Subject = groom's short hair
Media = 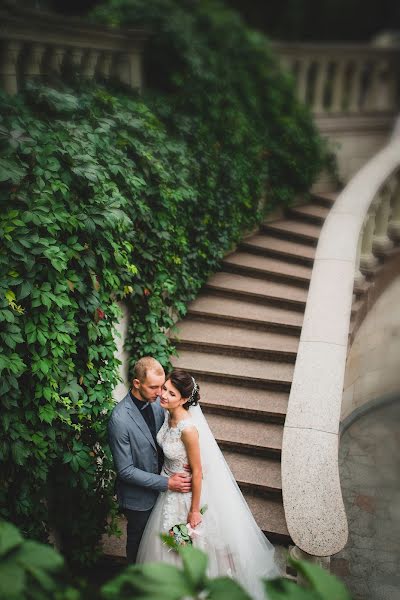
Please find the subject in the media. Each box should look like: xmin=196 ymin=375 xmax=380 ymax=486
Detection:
xmin=133 ymin=357 xmax=164 ymax=382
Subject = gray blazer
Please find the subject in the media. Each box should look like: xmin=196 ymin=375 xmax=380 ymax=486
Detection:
xmin=108 ymin=393 xmax=168 ymax=511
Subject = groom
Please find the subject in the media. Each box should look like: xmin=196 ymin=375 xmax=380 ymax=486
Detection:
xmin=108 ymin=356 xmax=192 ymax=562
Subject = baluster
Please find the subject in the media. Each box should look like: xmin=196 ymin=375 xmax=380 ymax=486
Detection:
xmin=23 ymin=42 xmax=45 ymax=82
xmin=70 ymin=48 xmax=83 ymax=70
xmin=81 ymin=50 xmax=99 ymax=80
xmin=354 ymin=220 xmax=366 ymax=287
xmin=366 ymin=59 xmax=387 ymax=111
xmin=313 ymin=58 xmax=329 ymax=114
xmin=118 ymin=51 xmax=142 ymax=90
xmin=331 ymin=59 xmax=346 ymax=113
xmin=372 ymin=185 xmax=394 ymax=254
xmin=388 ymin=175 xmax=400 ymax=242
xmin=297 ymin=58 xmax=310 ymax=104
xmin=0 ymin=40 xmax=22 ymax=95
xmin=49 ymin=46 xmax=65 ymax=75
xmin=97 ymin=52 xmax=113 ymax=80
xmin=360 ymin=199 xmax=379 ymax=273
xmin=348 ymin=59 xmax=364 ymax=113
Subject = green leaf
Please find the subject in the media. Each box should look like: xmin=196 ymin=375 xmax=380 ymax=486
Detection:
xmin=0 ymin=560 xmax=25 ymax=598
xmin=207 ymin=576 xmax=253 ymax=600
xmin=264 ymin=577 xmax=321 ymax=600
xmin=0 ymin=521 xmax=23 ymax=557
xmin=289 ymin=558 xmax=352 ymax=600
xmin=17 ymin=540 xmax=64 ymax=571
xmin=179 ymin=545 xmax=208 ymax=588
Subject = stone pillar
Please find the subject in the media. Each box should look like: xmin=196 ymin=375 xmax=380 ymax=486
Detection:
xmin=289 ymin=546 xmax=331 ymax=586
xmin=388 ymin=176 xmax=400 ymax=242
xmin=360 ymin=199 xmax=379 ymax=273
xmin=23 ymin=42 xmax=45 ymax=81
xmin=48 ymin=47 xmax=65 ymax=75
xmin=354 ymin=222 xmax=366 ymax=287
xmin=373 ymin=185 xmax=394 ymax=255
xmin=98 ymin=51 xmax=113 ymax=80
xmin=70 ymin=47 xmax=83 ymax=70
xmin=81 ymin=49 xmax=99 ymax=80
xmin=314 ymin=58 xmax=329 ymax=114
xmin=297 ymin=58 xmax=310 ymax=104
xmin=0 ymin=40 xmax=21 ymax=95
xmin=348 ymin=60 xmax=363 ymax=113
xmin=118 ymin=51 xmax=142 ymax=90
xmin=331 ymin=60 xmax=346 ymax=113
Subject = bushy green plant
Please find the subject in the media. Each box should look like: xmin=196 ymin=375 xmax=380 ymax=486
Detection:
xmin=1 ymin=0 xmax=331 ymax=564
xmin=91 ymin=0 xmax=329 ymax=208
xmin=0 ymin=520 xmax=352 ymax=600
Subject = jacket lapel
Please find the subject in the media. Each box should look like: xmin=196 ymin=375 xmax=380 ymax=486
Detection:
xmin=125 ymin=397 xmax=156 ymax=449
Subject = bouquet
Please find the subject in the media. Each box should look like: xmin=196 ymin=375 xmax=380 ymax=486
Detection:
xmin=161 ymin=505 xmax=208 ymax=551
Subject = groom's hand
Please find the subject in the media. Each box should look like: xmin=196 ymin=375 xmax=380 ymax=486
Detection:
xmin=168 ymin=473 xmax=192 ymax=493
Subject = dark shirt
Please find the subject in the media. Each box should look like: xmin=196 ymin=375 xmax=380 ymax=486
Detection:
xmin=129 ymin=391 xmax=164 ymax=473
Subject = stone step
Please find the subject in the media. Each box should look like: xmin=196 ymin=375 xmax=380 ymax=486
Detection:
xmin=222 ymin=450 xmax=282 ymax=495
xmin=171 ymin=350 xmax=293 ymax=391
xmin=222 ymin=252 xmax=312 ymax=288
xmin=172 ymin=319 xmax=299 ymax=362
xmin=205 ymin=412 xmax=283 ymax=457
xmin=244 ymin=493 xmax=291 ymax=544
xmin=261 ymin=220 xmax=321 ymax=246
xmin=206 ymin=272 xmax=308 ymax=311
xmin=197 ymin=380 xmax=288 ymax=421
xmin=187 ymin=295 xmax=303 ymax=334
xmin=286 ymin=203 xmax=330 ymax=225
xmin=311 ymin=191 xmax=338 ymax=208
xmin=240 ymin=234 xmax=315 ymax=266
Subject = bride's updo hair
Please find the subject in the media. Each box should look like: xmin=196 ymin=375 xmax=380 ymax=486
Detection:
xmin=167 ymin=369 xmax=200 ymax=410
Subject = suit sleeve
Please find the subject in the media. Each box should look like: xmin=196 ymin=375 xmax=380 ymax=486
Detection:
xmin=108 ymin=417 xmax=168 ymax=492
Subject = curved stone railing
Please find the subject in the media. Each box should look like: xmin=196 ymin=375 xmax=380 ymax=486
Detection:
xmin=274 ymin=42 xmax=400 ymax=116
xmin=282 ymin=134 xmax=400 ymax=557
xmin=0 ymin=2 xmax=146 ymax=95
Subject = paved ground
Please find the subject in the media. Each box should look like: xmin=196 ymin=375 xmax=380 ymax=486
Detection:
xmin=331 ymin=400 xmax=400 ymax=600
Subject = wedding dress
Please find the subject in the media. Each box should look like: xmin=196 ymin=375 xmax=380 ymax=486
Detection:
xmin=137 ymin=405 xmax=279 ymax=599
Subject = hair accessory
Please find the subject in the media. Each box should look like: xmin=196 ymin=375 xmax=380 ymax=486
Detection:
xmin=189 ymin=376 xmax=198 ymax=403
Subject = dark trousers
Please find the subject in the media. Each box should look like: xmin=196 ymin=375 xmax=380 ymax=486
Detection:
xmin=123 ymin=507 xmax=153 ymax=563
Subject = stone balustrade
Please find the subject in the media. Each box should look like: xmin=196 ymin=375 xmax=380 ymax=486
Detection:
xmin=274 ymin=42 xmax=400 ymax=116
xmin=282 ymin=134 xmax=400 ymax=557
xmin=0 ymin=2 xmax=147 ymax=95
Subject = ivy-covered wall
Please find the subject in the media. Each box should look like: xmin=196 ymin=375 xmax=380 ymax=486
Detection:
xmin=0 ymin=0 xmax=329 ymax=565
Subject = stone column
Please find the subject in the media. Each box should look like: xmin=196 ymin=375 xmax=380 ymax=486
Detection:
xmin=48 ymin=47 xmax=65 ymax=75
xmin=313 ymin=58 xmax=329 ymax=114
xmin=0 ymin=40 xmax=22 ymax=95
xmin=118 ymin=51 xmax=142 ymax=90
xmin=23 ymin=42 xmax=45 ymax=82
xmin=70 ymin=48 xmax=83 ymax=70
xmin=331 ymin=59 xmax=346 ymax=113
xmin=297 ymin=58 xmax=310 ymax=104
xmin=348 ymin=59 xmax=363 ymax=113
xmin=372 ymin=185 xmax=394 ymax=255
xmin=360 ymin=199 xmax=379 ymax=273
xmin=354 ymin=222 xmax=366 ymax=287
xmin=81 ymin=49 xmax=99 ymax=80
xmin=388 ymin=176 xmax=400 ymax=242
xmin=97 ymin=51 xmax=113 ymax=80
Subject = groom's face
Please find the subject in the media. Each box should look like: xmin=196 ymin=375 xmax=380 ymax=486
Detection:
xmin=132 ymin=369 xmax=165 ymax=403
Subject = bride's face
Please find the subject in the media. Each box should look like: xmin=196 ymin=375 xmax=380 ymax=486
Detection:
xmin=160 ymin=379 xmax=187 ymax=410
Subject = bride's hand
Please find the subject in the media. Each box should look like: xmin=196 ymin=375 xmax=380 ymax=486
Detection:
xmin=188 ymin=510 xmax=202 ymax=528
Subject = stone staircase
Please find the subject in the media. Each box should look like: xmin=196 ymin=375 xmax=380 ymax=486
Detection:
xmin=170 ymin=191 xmax=337 ymax=545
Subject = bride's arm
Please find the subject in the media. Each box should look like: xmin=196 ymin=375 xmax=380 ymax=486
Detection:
xmin=181 ymin=427 xmax=203 ymax=528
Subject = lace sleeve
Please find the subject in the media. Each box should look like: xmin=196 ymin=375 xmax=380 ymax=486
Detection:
xmin=177 ymin=419 xmax=198 ymax=435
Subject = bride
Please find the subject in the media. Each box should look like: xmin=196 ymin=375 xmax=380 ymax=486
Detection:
xmin=136 ymin=369 xmax=279 ymax=598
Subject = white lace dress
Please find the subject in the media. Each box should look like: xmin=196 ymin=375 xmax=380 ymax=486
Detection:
xmin=137 ymin=409 xmax=278 ymax=599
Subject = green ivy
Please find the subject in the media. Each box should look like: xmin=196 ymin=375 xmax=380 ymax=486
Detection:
xmin=0 ymin=0 xmax=330 ymax=566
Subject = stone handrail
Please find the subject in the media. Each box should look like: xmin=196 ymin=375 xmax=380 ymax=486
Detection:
xmin=273 ymin=42 xmax=400 ymax=116
xmin=0 ymin=2 xmax=147 ymax=95
xmin=281 ymin=135 xmax=400 ymax=557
